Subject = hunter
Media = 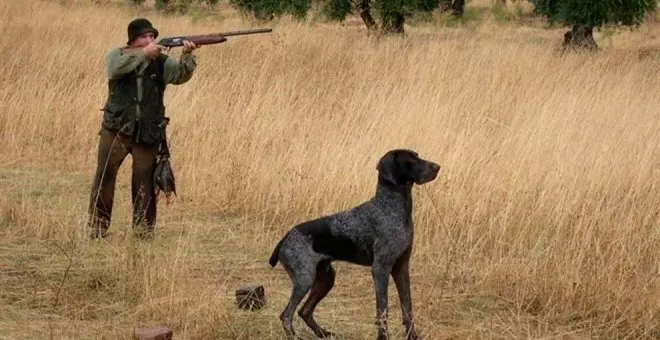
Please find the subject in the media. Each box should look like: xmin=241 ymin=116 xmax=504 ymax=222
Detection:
xmin=88 ymin=18 xmax=198 ymax=240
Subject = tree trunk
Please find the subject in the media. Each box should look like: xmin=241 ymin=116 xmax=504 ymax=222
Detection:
xmin=357 ymin=0 xmax=378 ymax=31
xmin=562 ymin=25 xmax=599 ymax=52
xmin=439 ymin=0 xmax=464 ymax=15
xmin=451 ymin=0 xmax=464 ymax=16
xmin=380 ymin=11 xmax=405 ymax=34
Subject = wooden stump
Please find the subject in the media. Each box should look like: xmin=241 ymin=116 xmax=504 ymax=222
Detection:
xmin=236 ymin=284 xmax=266 ymax=311
xmin=133 ymin=326 xmax=173 ymax=340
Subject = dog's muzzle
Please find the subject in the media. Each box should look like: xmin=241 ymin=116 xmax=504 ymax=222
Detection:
xmin=416 ymin=162 xmax=441 ymax=184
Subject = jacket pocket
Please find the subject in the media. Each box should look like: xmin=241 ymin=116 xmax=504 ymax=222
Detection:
xmin=102 ymin=100 xmax=134 ymax=132
xmin=136 ymin=114 xmax=169 ymax=146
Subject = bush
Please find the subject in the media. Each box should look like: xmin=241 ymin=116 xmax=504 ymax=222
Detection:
xmin=154 ymin=0 xmax=221 ymax=14
xmin=322 ymin=0 xmax=352 ymax=21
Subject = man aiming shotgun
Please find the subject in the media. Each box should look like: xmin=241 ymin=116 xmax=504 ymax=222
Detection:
xmin=87 ymin=18 xmax=271 ymax=240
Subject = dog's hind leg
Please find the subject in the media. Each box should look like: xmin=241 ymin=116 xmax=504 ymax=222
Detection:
xmin=279 ymin=258 xmax=317 ymax=338
xmin=298 ymin=260 xmax=336 ymax=338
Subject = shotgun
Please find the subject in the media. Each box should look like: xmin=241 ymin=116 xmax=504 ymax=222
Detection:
xmin=122 ymin=28 xmax=272 ymax=54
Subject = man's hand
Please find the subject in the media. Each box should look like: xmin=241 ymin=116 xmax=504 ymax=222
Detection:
xmin=182 ymin=40 xmax=198 ymax=53
xmin=142 ymin=42 xmax=166 ymax=58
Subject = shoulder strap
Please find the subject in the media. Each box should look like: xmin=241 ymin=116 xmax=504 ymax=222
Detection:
xmin=156 ymin=54 xmax=168 ymax=88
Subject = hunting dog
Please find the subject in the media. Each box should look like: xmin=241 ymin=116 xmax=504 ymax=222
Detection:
xmin=268 ymin=149 xmax=441 ymax=339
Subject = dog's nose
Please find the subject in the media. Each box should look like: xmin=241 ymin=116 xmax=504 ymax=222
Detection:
xmin=430 ymin=163 xmax=440 ymax=172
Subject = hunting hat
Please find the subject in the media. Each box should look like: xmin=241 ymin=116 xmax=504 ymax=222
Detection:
xmin=127 ymin=18 xmax=159 ymax=44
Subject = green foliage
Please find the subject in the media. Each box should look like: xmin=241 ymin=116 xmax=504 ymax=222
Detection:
xmin=231 ymin=0 xmax=439 ymax=26
xmin=374 ymin=0 xmax=403 ymax=25
xmin=230 ymin=0 xmax=279 ymax=20
xmin=289 ymin=0 xmax=313 ymax=19
xmin=154 ymin=0 xmax=221 ymax=14
xmin=491 ymin=2 xmax=512 ymax=24
xmin=443 ymin=7 xmax=480 ymax=27
xmin=409 ymin=0 xmax=439 ymax=12
xmin=322 ymin=0 xmax=352 ymax=21
xmin=155 ymin=0 xmax=167 ymax=9
xmin=529 ymin=0 xmax=659 ymax=28
xmin=230 ymin=0 xmax=312 ymax=20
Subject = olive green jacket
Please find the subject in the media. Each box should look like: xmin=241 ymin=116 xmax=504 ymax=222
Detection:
xmin=101 ymin=48 xmax=197 ymax=145
xmin=106 ymin=47 xmax=197 ymax=85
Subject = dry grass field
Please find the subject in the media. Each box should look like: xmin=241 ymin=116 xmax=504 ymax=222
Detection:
xmin=1 ymin=0 xmax=660 ymax=339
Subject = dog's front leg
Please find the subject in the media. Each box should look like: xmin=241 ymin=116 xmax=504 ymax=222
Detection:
xmin=392 ymin=257 xmax=419 ymax=340
xmin=372 ymin=262 xmax=392 ymax=340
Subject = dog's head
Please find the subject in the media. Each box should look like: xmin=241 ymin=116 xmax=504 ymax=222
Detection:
xmin=376 ymin=149 xmax=440 ymax=186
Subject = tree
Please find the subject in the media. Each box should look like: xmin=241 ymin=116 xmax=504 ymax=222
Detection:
xmin=528 ymin=0 xmax=659 ymax=51
xmin=229 ymin=0 xmax=445 ymax=33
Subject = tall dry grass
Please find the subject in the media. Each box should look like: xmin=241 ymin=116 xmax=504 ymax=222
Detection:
xmin=1 ymin=0 xmax=660 ymax=339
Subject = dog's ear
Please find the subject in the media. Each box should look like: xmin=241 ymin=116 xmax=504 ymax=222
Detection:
xmin=377 ymin=152 xmax=398 ymax=185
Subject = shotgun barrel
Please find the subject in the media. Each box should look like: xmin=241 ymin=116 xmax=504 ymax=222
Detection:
xmin=158 ymin=28 xmax=273 ymax=47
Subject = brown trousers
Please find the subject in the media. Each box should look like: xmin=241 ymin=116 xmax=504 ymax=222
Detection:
xmin=88 ymin=127 xmax=159 ymax=239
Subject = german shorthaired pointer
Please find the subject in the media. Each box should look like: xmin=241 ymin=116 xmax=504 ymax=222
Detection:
xmin=268 ymin=149 xmax=441 ymax=339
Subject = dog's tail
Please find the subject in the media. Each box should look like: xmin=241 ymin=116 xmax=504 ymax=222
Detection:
xmin=268 ymin=237 xmax=285 ymax=268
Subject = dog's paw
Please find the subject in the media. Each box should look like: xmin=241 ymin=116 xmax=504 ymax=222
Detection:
xmin=406 ymin=330 xmax=421 ymax=340
xmin=316 ymin=329 xmax=334 ymax=338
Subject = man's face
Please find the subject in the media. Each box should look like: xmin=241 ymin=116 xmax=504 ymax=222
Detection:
xmin=131 ymin=32 xmax=156 ymax=48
